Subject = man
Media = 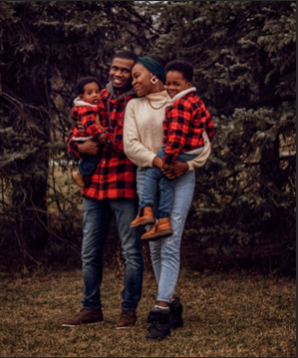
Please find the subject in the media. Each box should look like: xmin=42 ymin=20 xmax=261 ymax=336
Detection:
xmin=62 ymin=51 xmax=143 ymax=330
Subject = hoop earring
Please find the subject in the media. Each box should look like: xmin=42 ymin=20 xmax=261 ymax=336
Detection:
xmin=150 ymin=77 xmax=159 ymax=85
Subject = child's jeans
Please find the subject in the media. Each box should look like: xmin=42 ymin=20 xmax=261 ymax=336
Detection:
xmin=140 ymin=146 xmax=197 ymax=218
xmin=78 ymin=153 xmax=101 ymax=176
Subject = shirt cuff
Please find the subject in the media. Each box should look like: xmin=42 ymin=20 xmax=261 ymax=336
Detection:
xmin=187 ymin=160 xmax=195 ymax=171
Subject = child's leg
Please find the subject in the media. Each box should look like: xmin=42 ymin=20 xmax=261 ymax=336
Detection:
xmin=157 ymin=177 xmax=176 ymax=219
xmin=139 ymin=167 xmax=163 ymax=208
xmin=78 ymin=153 xmax=101 ymax=177
xmin=73 ymin=153 xmax=101 ymax=187
xmin=156 ymin=152 xmax=197 ymax=218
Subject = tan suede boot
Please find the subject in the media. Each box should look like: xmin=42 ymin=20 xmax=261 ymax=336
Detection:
xmin=130 ymin=206 xmax=155 ymax=228
xmin=141 ymin=217 xmax=173 ymax=241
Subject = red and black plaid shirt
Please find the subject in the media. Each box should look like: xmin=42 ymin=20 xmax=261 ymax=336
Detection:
xmin=70 ymin=103 xmax=103 ymax=139
xmin=67 ymin=87 xmax=138 ymax=201
xmin=163 ymin=92 xmax=215 ymax=165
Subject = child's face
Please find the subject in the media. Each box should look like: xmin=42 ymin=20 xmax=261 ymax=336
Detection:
xmin=80 ymin=82 xmax=100 ymax=104
xmin=165 ymin=71 xmax=192 ymax=99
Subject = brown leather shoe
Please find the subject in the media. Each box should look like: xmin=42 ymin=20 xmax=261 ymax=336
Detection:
xmin=130 ymin=206 xmax=155 ymax=228
xmin=72 ymin=170 xmax=85 ymax=188
xmin=61 ymin=308 xmax=103 ymax=327
xmin=141 ymin=217 xmax=173 ymax=241
xmin=116 ymin=310 xmax=137 ymax=330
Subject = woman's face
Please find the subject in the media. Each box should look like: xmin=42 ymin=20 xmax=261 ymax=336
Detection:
xmin=131 ymin=63 xmax=156 ymax=97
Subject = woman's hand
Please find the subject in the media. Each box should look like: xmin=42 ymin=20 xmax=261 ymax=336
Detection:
xmin=78 ymin=139 xmax=101 ymax=156
xmin=163 ymin=161 xmax=189 ymax=179
xmin=152 ymin=156 xmax=163 ymax=169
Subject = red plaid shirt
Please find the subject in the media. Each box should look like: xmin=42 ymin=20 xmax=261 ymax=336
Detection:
xmin=70 ymin=102 xmax=103 ymax=140
xmin=163 ymin=92 xmax=215 ymax=165
xmin=67 ymin=87 xmax=138 ymax=200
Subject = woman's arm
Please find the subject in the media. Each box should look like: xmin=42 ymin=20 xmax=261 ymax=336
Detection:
xmin=163 ymin=131 xmax=211 ymax=179
xmin=123 ymin=100 xmax=157 ymax=168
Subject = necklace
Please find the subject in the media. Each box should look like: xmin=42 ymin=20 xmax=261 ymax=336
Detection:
xmin=147 ymin=98 xmax=168 ymax=110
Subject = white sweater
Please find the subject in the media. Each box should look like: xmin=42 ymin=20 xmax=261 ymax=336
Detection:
xmin=123 ymin=90 xmax=211 ymax=171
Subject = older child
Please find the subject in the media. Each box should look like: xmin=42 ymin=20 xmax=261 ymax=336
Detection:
xmin=130 ymin=60 xmax=214 ymax=240
xmin=71 ymin=77 xmax=106 ymax=187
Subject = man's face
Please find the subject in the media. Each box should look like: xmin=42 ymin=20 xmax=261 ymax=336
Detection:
xmin=109 ymin=58 xmax=135 ymax=91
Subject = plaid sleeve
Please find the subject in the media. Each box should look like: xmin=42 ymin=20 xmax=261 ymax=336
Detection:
xmin=203 ymin=106 xmax=215 ymax=142
xmin=67 ymin=126 xmax=82 ymax=159
xmin=163 ymin=100 xmax=192 ymax=166
xmin=79 ymin=106 xmax=104 ymax=138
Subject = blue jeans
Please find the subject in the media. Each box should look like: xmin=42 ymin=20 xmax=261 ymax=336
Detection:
xmin=140 ymin=147 xmax=197 ymax=218
xmin=82 ymin=197 xmax=143 ymax=311
xmin=137 ymin=167 xmax=195 ymax=303
xmin=79 ymin=153 xmax=101 ymax=176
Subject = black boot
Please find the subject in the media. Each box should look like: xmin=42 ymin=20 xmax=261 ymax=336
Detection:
xmin=145 ymin=307 xmax=171 ymax=340
xmin=169 ymin=297 xmax=183 ymax=329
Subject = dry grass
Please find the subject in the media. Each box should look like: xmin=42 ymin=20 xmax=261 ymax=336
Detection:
xmin=0 ymin=268 xmax=296 ymax=357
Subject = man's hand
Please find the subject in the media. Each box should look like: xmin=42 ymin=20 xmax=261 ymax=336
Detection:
xmin=98 ymin=133 xmax=107 ymax=146
xmin=78 ymin=139 xmax=101 ymax=156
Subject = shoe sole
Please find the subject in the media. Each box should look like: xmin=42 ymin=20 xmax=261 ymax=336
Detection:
xmin=141 ymin=229 xmax=173 ymax=241
xmin=145 ymin=333 xmax=171 ymax=340
xmin=115 ymin=325 xmax=135 ymax=330
xmin=130 ymin=219 xmax=155 ymax=228
xmin=61 ymin=321 xmax=102 ymax=327
xmin=115 ymin=320 xmax=137 ymax=330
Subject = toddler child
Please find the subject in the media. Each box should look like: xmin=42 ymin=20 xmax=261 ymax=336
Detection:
xmin=70 ymin=77 xmax=106 ymax=187
xmin=130 ymin=60 xmax=214 ymax=240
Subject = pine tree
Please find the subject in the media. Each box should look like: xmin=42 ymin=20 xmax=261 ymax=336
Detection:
xmin=146 ymin=1 xmax=296 ymax=266
xmin=0 ymin=1 xmax=153 ymax=257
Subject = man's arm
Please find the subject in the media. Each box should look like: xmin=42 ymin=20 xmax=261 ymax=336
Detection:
xmin=67 ymin=127 xmax=101 ymax=159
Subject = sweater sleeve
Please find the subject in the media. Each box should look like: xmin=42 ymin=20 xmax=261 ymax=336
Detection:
xmin=186 ymin=131 xmax=211 ymax=171
xmin=123 ymin=100 xmax=157 ymax=168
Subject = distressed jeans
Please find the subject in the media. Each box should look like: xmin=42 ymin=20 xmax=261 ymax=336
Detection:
xmin=82 ymin=197 xmax=143 ymax=311
xmin=137 ymin=167 xmax=195 ymax=303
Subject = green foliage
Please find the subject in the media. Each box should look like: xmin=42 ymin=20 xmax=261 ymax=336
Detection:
xmin=0 ymin=1 xmax=296 ymax=272
xmin=0 ymin=1 xmax=153 ymax=256
xmin=148 ymin=1 xmax=296 ymax=265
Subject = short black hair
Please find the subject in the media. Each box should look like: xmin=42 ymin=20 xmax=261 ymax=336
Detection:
xmin=76 ymin=77 xmax=100 ymax=95
xmin=164 ymin=60 xmax=194 ymax=82
xmin=112 ymin=51 xmax=139 ymax=64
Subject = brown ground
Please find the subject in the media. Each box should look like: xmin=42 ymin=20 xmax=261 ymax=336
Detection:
xmin=0 ymin=266 xmax=296 ymax=357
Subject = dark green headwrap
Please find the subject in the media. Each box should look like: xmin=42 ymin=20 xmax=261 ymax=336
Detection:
xmin=137 ymin=57 xmax=166 ymax=84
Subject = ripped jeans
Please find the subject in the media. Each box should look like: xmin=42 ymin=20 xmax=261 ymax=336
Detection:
xmin=136 ymin=167 xmax=195 ymax=303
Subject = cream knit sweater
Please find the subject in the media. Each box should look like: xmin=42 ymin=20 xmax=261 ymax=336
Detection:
xmin=123 ymin=90 xmax=211 ymax=171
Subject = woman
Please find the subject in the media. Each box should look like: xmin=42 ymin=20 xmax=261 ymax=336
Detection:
xmin=123 ymin=57 xmax=211 ymax=340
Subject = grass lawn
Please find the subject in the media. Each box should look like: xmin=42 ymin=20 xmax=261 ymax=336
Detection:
xmin=0 ymin=268 xmax=296 ymax=357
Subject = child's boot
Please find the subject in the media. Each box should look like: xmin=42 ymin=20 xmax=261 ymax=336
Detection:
xmin=72 ymin=170 xmax=85 ymax=188
xmin=141 ymin=217 xmax=173 ymax=241
xmin=130 ymin=206 xmax=155 ymax=228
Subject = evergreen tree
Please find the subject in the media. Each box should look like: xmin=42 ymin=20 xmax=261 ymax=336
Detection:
xmin=0 ymin=1 xmax=153 ymax=257
xmin=145 ymin=1 xmax=296 ymax=266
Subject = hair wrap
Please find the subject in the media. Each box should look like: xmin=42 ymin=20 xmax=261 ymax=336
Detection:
xmin=137 ymin=57 xmax=165 ymax=84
